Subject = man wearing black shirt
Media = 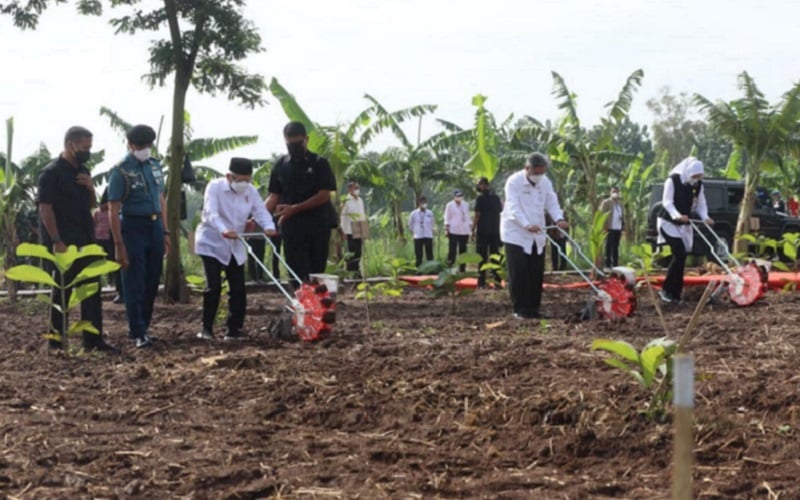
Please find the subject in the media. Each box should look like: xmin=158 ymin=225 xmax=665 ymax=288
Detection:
xmin=472 ymin=177 xmax=503 ymax=288
xmin=266 ymin=122 xmax=337 ymax=284
xmin=38 ymin=126 xmax=117 ymax=353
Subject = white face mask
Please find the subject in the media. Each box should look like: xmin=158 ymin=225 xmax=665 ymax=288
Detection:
xmin=528 ymin=174 xmax=544 ymax=184
xmin=132 ymin=148 xmax=151 ymax=162
xmin=420 ymin=203 xmax=427 ymax=210
xmin=352 ymin=189 xmax=360 ymax=197
xmin=611 ymin=192 xmax=620 ymax=199
xmin=455 ymin=196 xmax=463 ymax=202
xmin=688 ymin=177 xmax=701 ymax=186
xmin=231 ymin=180 xmax=249 ymax=194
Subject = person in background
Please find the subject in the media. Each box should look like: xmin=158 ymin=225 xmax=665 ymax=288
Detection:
xmin=266 ymin=122 xmax=336 ymax=285
xmin=444 ymin=189 xmax=472 ymax=272
xmin=600 ymin=186 xmax=624 ymax=268
xmin=787 ymin=195 xmax=799 ymax=217
xmin=409 ymin=196 xmax=435 ymax=268
xmin=472 ymin=177 xmax=502 ymax=288
xmin=107 ymin=124 xmax=169 ymax=349
xmin=340 ymin=181 xmax=368 ymax=277
xmin=657 ymin=157 xmax=714 ymax=304
xmin=195 ymin=158 xmax=277 ymax=340
xmin=546 ymin=213 xmax=569 ymax=271
xmin=771 ymin=190 xmax=786 ymax=213
xmin=38 ymin=126 xmax=118 ymax=353
xmin=500 ymin=152 xmax=568 ymax=320
xmin=94 ymin=191 xmax=124 ymax=303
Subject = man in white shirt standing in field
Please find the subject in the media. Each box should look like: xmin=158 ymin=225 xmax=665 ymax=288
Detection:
xmin=340 ymin=181 xmax=368 ymax=277
xmin=444 ymin=189 xmax=472 ymax=272
xmin=501 ymin=153 xmax=569 ymax=320
xmin=194 ymin=158 xmax=278 ymax=340
xmin=409 ymin=196 xmax=435 ymax=269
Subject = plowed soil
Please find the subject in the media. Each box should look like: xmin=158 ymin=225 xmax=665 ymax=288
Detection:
xmin=1 ymin=279 xmax=798 ymax=499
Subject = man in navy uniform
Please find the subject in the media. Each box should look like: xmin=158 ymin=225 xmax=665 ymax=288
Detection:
xmin=107 ymin=125 xmax=170 ymax=349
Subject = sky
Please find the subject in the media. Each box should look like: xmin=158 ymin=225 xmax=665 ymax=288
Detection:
xmin=1 ymin=0 xmax=799 ymax=176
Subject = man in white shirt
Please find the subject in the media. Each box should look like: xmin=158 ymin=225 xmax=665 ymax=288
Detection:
xmin=408 ymin=196 xmax=435 ymax=268
xmin=656 ymin=157 xmax=714 ymax=303
xmin=194 ymin=158 xmax=278 ymax=340
xmin=600 ymin=186 xmax=624 ymax=268
xmin=340 ymin=181 xmax=368 ymax=276
xmin=500 ymin=153 xmax=569 ymax=319
xmin=444 ymin=189 xmax=472 ymax=272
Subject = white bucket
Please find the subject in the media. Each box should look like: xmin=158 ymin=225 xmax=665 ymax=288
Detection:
xmin=309 ymin=273 xmax=339 ymax=298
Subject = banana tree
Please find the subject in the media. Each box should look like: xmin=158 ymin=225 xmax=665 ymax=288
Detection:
xmin=694 ymin=72 xmax=800 ymax=251
xmin=517 ymin=70 xmax=644 ymax=213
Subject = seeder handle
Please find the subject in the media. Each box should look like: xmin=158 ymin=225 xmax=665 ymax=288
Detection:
xmin=238 ymin=233 xmax=300 ymax=304
xmin=687 ymin=219 xmax=741 ymax=271
xmin=542 ymin=225 xmax=605 ymax=296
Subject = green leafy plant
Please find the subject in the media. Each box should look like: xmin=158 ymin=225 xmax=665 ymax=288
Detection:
xmin=591 ymin=337 xmax=677 ymax=420
xmin=5 ymin=243 xmax=120 ymax=347
xmin=479 ymin=252 xmax=507 ymax=289
xmin=588 ymin=211 xmax=609 ymax=272
xmin=418 ymin=252 xmax=483 ymax=313
xmin=737 ymin=233 xmax=778 ymax=259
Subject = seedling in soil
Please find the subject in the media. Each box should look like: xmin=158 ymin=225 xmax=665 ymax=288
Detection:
xmin=418 ymin=252 xmax=483 ymax=314
xmin=479 ymin=252 xmax=506 ymax=289
xmin=5 ymin=243 xmax=120 ymax=349
xmin=591 ymin=337 xmax=677 ymax=420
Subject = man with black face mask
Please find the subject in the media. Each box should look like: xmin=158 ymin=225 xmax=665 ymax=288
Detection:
xmin=266 ymin=122 xmax=337 ymax=285
xmin=472 ymin=177 xmax=503 ymax=288
xmin=38 ymin=126 xmax=118 ymax=353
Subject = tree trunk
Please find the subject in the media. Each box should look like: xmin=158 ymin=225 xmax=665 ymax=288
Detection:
xmin=163 ymin=71 xmax=191 ymax=303
xmin=734 ymin=173 xmax=757 ymax=253
xmin=393 ymin=201 xmax=405 ymax=240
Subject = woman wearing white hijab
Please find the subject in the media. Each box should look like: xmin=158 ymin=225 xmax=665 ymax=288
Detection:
xmin=657 ymin=157 xmax=714 ymax=303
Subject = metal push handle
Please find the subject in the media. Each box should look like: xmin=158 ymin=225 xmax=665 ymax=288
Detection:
xmin=687 ymin=219 xmax=741 ymax=272
xmin=542 ymin=225 xmax=605 ymax=296
xmin=238 ymin=233 xmax=301 ymax=304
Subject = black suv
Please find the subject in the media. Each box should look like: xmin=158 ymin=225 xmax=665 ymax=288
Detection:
xmin=645 ymin=179 xmax=800 ymax=257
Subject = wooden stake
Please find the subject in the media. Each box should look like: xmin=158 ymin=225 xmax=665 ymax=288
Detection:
xmin=673 ymin=354 xmax=694 ymax=500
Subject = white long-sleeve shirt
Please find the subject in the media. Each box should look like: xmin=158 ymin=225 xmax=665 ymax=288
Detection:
xmin=195 ymin=178 xmax=275 ymax=266
xmin=444 ymin=199 xmax=472 ymax=236
xmin=340 ymin=194 xmax=367 ymax=235
xmin=657 ymin=176 xmax=709 ymax=251
xmin=409 ymin=208 xmax=435 ymax=239
xmin=500 ymin=170 xmax=564 ymax=255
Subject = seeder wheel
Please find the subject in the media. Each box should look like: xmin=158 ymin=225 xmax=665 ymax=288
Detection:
xmin=596 ymin=276 xmax=637 ymax=319
xmin=292 ymin=283 xmax=336 ymax=341
xmin=727 ymin=261 xmax=767 ymax=306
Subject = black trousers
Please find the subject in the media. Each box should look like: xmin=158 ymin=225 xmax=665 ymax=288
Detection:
xmin=447 ymin=234 xmax=469 ymax=272
xmin=476 ymin=232 xmax=501 ymax=287
xmin=246 ymin=236 xmax=266 ymax=281
xmin=605 ymin=229 xmax=622 ymax=268
xmin=505 ymin=242 xmax=545 ymax=316
xmin=550 ymin=236 xmax=568 ymax=271
xmin=345 ymin=235 xmax=363 ymax=273
xmin=50 ymin=255 xmax=104 ymax=346
xmin=98 ymin=238 xmax=123 ymax=295
xmin=414 ymin=238 xmax=434 ymax=268
xmin=283 ymin=229 xmax=331 ymax=285
xmin=660 ymin=228 xmax=687 ymax=300
xmin=201 ymin=255 xmax=246 ymax=333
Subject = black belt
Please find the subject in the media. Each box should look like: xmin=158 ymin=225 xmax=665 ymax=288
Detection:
xmin=124 ymin=213 xmax=160 ymax=221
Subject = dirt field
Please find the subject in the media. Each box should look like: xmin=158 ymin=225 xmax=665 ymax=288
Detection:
xmin=1 ymin=279 xmax=798 ymax=499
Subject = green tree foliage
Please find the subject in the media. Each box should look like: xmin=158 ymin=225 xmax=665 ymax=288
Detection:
xmin=1 ymin=0 xmax=268 ymax=303
xmin=695 ymin=72 xmax=800 ymax=251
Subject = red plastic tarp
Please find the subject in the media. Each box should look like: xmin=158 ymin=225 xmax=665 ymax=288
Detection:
xmin=400 ymin=272 xmax=800 ymax=291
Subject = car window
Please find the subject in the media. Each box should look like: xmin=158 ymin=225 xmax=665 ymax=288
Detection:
xmin=705 ymin=187 xmax=725 ymax=210
xmin=728 ymin=188 xmax=744 ymax=207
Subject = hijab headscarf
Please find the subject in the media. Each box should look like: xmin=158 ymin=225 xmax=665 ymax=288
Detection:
xmin=669 ymin=157 xmax=704 ymax=184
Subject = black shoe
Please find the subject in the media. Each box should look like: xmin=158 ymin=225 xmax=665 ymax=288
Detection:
xmin=134 ymin=336 xmax=153 ymax=349
xmin=658 ymin=290 xmax=674 ymax=304
xmin=513 ymin=312 xmax=534 ymax=320
xmin=84 ymin=339 xmax=120 ymax=354
xmin=196 ymin=328 xmax=213 ymax=340
xmin=48 ymin=339 xmax=63 ymax=350
xmin=224 ymin=328 xmax=246 ymax=341
xmin=113 ymin=295 xmax=124 ymax=304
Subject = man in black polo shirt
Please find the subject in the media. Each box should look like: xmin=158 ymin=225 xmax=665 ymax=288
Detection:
xmin=472 ymin=177 xmax=503 ymax=288
xmin=266 ymin=122 xmax=337 ymax=285
xmin=37 ymin=126 xmax=117 ymax=353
